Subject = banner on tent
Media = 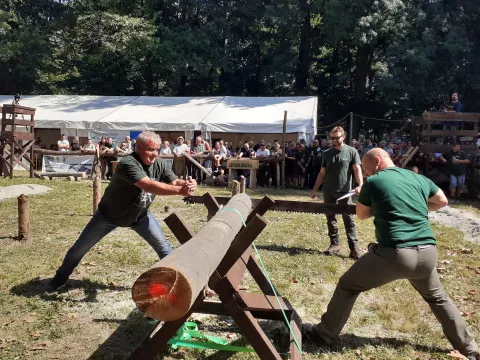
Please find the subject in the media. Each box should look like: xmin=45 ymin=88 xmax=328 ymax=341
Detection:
xmin=42 ymin=155 xmax=94 ymax=175
xmin=88 ymin=130 xmax=131 ymax=144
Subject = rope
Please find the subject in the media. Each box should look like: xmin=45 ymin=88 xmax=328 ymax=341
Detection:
xmin=353 ymin=113 xmax=409 ymax=122
xmin=218 ymin=206 xmax=302 ymax=353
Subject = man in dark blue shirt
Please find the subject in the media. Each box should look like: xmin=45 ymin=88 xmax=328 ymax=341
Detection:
xmin=444 ymin=92 xmax=463 ymax=144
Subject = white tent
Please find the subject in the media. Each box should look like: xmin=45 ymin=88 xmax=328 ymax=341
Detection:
xmin=0 ymin=95 xmax=317 ymax=141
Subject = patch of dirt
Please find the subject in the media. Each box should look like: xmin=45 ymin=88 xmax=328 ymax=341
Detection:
xmin=429 ymin=206 xmax=480 ymax=243
xmin=0 ymin=184 xmax=51 ymax=202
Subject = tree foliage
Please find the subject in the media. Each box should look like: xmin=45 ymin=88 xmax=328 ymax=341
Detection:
xmin=1 ymin=0 xmax=479 ymax=130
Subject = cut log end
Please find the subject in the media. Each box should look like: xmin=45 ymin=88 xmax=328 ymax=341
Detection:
xmin=132 ymin=267 xmax=193 ymax=321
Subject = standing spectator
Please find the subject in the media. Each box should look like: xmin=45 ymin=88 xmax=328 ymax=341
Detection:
xmin=237 ymin=142 xmax=255 ymax=183
xmin=439 ymin=144 xmax=470 ymax=202
xmin=57 ymin=134 xmax=70 ymax=152
xmin=125 ymin=136 xmax=132 ymax=152
xmin=285 ymin=142 xmax=297 ymax=187
xmin=104 ymin=137 xmax=117 ymax=180
xmin=168 ymin=137 xmax=175 ymax=152
xmin=310 ymin=126 xmax=363 ymax=259
xmin=256 ymin=141 xmax=271 ymax=187
xmin=254 ymin=138 xmax=265 ymax=152
xmin=160 ymin=141 xmax=172 ymax=156
xmin=70 ymin=136 xmax=81 ymax=151
xmin=192 ymin=136 xmax=206 ymax=183
xmin=116 ymin=141 xmax=130 ymax=155
xmin=309 ymin=139 xmax=328 ymax=188
xmin=443 ymin=92 xmax=463 ymax=144
xmin=173 ymin=136 xmax=189 ymax=179
xmin=83 ymin=139 xmax=95 ymax=151
xmin=295 ymin=143 xmax=309 ymax=189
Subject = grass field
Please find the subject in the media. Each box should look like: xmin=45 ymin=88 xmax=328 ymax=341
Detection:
xmin=0 ymin=175 xmax=479 ymax=360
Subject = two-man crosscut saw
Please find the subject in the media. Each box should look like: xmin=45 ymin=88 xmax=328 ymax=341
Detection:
xmin=184 ymin=196 xmax=356 ymax=215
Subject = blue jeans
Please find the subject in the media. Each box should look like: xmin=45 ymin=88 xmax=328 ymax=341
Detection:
xmin=55 ymin=211 xmax=173 ymax=281
xmin=450 ymin=174 xmax=466 ymax=188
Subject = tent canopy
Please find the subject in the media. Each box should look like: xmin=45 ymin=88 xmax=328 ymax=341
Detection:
xmin=0 ymin=95 xmax=317 ymax=135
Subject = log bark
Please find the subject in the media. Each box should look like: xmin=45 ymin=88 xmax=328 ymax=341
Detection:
xmin=131 ymin=194 xmax=252 ymax=321
xmin=93 ymin=176 xmax=101 ymax=214
xmin=17 ymin=194 xmax=30 ymax=240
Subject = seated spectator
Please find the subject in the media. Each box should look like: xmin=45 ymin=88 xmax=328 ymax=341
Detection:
xmin=160 ymin=141 xmax=172 ymax=155
xmin=439 ymin=143 xmax=470 ymax=202
xmin=57 ymin=134 xmax=70 ymax=152
xmin=83 ymin=139 xmax=95 ymax=151
xmin=70 ymin=136 xmax=82 ymax=151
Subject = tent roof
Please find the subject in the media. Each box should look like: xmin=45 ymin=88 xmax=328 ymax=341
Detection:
xmin=0 ymin=95 xmax=317 ymax=134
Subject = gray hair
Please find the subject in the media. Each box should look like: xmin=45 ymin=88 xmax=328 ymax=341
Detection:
xmin=136 ymin=131 xmax=161 ymax=147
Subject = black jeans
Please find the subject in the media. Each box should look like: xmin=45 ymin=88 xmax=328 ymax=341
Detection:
xmin=323 ymin=191 xmax=358 ymax=250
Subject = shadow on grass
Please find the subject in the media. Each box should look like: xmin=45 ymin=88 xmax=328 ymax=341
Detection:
xmin=303 ymin=333 xmax=448 ymax=355
xmin=10 ymin=277 xmax=130 ymax=303
xmin=254 ymin=244 xmax=324 ymax=256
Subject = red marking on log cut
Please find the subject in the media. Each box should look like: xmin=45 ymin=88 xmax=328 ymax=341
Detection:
xmin=149 ymin=283 xmax=169 ymax=297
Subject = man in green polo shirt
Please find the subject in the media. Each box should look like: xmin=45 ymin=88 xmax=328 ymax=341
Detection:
xmin=311 ymin=126 xmax=363 ymax=259
xmin=46 ymin=131 xmax=197 ymax=292
xmin=303 ymin=148 xmax=479 ymax=360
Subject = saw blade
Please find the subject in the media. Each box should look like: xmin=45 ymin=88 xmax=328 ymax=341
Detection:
xmin=184 ymin=196 xmax=355 ymax=215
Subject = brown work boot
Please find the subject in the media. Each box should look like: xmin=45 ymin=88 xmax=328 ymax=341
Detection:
xmin=301 ymin=323 xmax=329 ymax=347
xmin=349 ymin=248 xmax=363 ymax=260
xmin=324 ymin=244 xmax=340 ymax=256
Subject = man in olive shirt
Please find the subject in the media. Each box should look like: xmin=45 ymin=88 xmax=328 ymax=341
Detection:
xmin=311 ymin=126 xmax=363 ymax=259
xmin=46 ymin=131 xmax=197 ymax=292
xmin=439 ymin=144 xmax=470 ymax=202
xmin=303 ymin=148 xmax=479 ymax=360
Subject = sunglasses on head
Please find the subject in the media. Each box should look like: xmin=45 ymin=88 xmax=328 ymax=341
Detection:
xmin=331 ymin=135 xmax=343 ymax=140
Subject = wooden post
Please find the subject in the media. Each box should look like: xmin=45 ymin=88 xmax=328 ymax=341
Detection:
xmin=249 ymin=169 xmax=257 ymax=189
xmin=93 ymin=176 xmax=101 ymax=214
xmin=17 ymin=194 xmax=30 ymax=240
xmin=281 ymin=111 xmax=287 ymax=188
xmin=240 ymin=176 xmax=246 ymax=193
xmin=231 ymin=180 xmax=240 ymax=196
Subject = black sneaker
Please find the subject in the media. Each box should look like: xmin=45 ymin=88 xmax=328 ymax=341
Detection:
xmin=349 ymin=248 xmax=363 ymax=260
xmin=45 ymin=275 xmax=67 ymax=293
xmin=301 ymin=323 xmax=329 ymax=346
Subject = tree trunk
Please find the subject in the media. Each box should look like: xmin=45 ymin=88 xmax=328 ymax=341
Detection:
xmin=295 ymin=0 xmax=311 ymax=95
xmin=352 ymin=45 xmax=372 ymax=139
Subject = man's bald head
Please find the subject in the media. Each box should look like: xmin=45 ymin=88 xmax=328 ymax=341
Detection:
xmin=362 ymin=148 xmax=395 ymax=176
xmin=364 ymin=148 xmax=391 ymax=161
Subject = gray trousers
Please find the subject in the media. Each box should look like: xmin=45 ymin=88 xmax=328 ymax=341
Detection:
xmin=323 ymin=191 xmax=358 ymax=250
xmin=313 ymin=245 xmax=478 ymax=354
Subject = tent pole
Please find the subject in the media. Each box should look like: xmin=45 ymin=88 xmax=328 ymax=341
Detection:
xmin=281 ymin=111 xmax=287 ymax=188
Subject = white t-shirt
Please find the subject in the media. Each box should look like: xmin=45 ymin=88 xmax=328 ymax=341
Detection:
xmin=83 ymin=144 xmax=95 ymax=151
xmin=256 ymin=148 xmax=270 ymax=157
xmin=173 ymin=144 xmax=189 ymax=156
xmin=57 ymin=139 xmax=70 ymax=152
xmin=219 ymin=145 xmax=227 ymax=156
xmin=160 ymin=147 xmax=172 ymax=155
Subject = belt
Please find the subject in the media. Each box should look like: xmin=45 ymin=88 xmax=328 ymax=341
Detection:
xmin=403 ymin=244 xmax=435 ymax=250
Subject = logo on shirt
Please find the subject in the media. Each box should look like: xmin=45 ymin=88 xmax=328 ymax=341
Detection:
xmin=135 ymin=177 xmax=157 ymax=208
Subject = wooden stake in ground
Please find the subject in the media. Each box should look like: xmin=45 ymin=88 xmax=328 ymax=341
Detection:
xmin=131 ymin=194 xmax=252 ymax=321
xmin=239 ymin=176 xmax=246 ymax=193
xmin=17 ymin=194 xmax=30 ymax=240
xmin=93 ymin=176 xmax=101 ymax=214
xmin=231 ymin=180 xmax=240 ymax=196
